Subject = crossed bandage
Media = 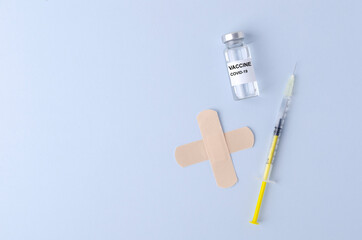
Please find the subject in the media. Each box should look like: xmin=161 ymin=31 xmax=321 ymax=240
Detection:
xmin=175 ymin=110 xmax=254 ymax=188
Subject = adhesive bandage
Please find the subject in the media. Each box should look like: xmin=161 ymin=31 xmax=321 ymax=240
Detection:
xmin=175 ymin=110 xmax=254 ymax=188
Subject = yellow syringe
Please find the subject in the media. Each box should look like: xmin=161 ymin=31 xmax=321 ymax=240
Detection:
xmin=250 ymin=68 xmax=296 ymax=225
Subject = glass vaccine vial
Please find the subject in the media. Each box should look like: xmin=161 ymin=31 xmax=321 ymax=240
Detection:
xmin=222 ymin=31 xmax=259 ymax=100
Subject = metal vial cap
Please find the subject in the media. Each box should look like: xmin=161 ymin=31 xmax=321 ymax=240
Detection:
xmin=222 ymin=31 xmax=245 ymax=43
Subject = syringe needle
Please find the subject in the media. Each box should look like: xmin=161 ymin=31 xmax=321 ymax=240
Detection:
xmin=293 ymin=62 xmax=297 ymax=75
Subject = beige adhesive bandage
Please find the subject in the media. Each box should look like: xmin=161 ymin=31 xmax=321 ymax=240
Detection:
xmin=175 ymin=110 xmax=254 ymax=188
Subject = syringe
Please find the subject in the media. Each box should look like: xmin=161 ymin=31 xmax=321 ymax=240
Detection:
xmin=250 ymin=66 xmax=296 ymax=225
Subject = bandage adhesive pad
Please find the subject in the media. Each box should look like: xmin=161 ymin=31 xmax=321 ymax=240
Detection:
xmin=175 ymin=110 xmax=254 ymax=188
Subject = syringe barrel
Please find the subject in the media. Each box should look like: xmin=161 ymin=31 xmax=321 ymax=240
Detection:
xmin=263 ymin=134 xmax=280 ymax=181
xmin=262 ymin=92 xmax=292 ymax=182
xmin=262 ymin=163 xmax=273 ymax=181
xmin=275 ymin=97 xmax=291 ymax=128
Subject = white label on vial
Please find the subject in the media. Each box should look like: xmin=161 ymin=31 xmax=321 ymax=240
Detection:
xmin=227 ymin=58 xmax=257 ymax=86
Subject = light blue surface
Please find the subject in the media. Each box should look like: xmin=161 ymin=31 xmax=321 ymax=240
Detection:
xmin=1 ymin=0 xmax=362 ymax=239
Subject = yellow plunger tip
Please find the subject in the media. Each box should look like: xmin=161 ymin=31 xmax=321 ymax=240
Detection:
xmin=249 ymin=221 xmax=259 ymax=225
